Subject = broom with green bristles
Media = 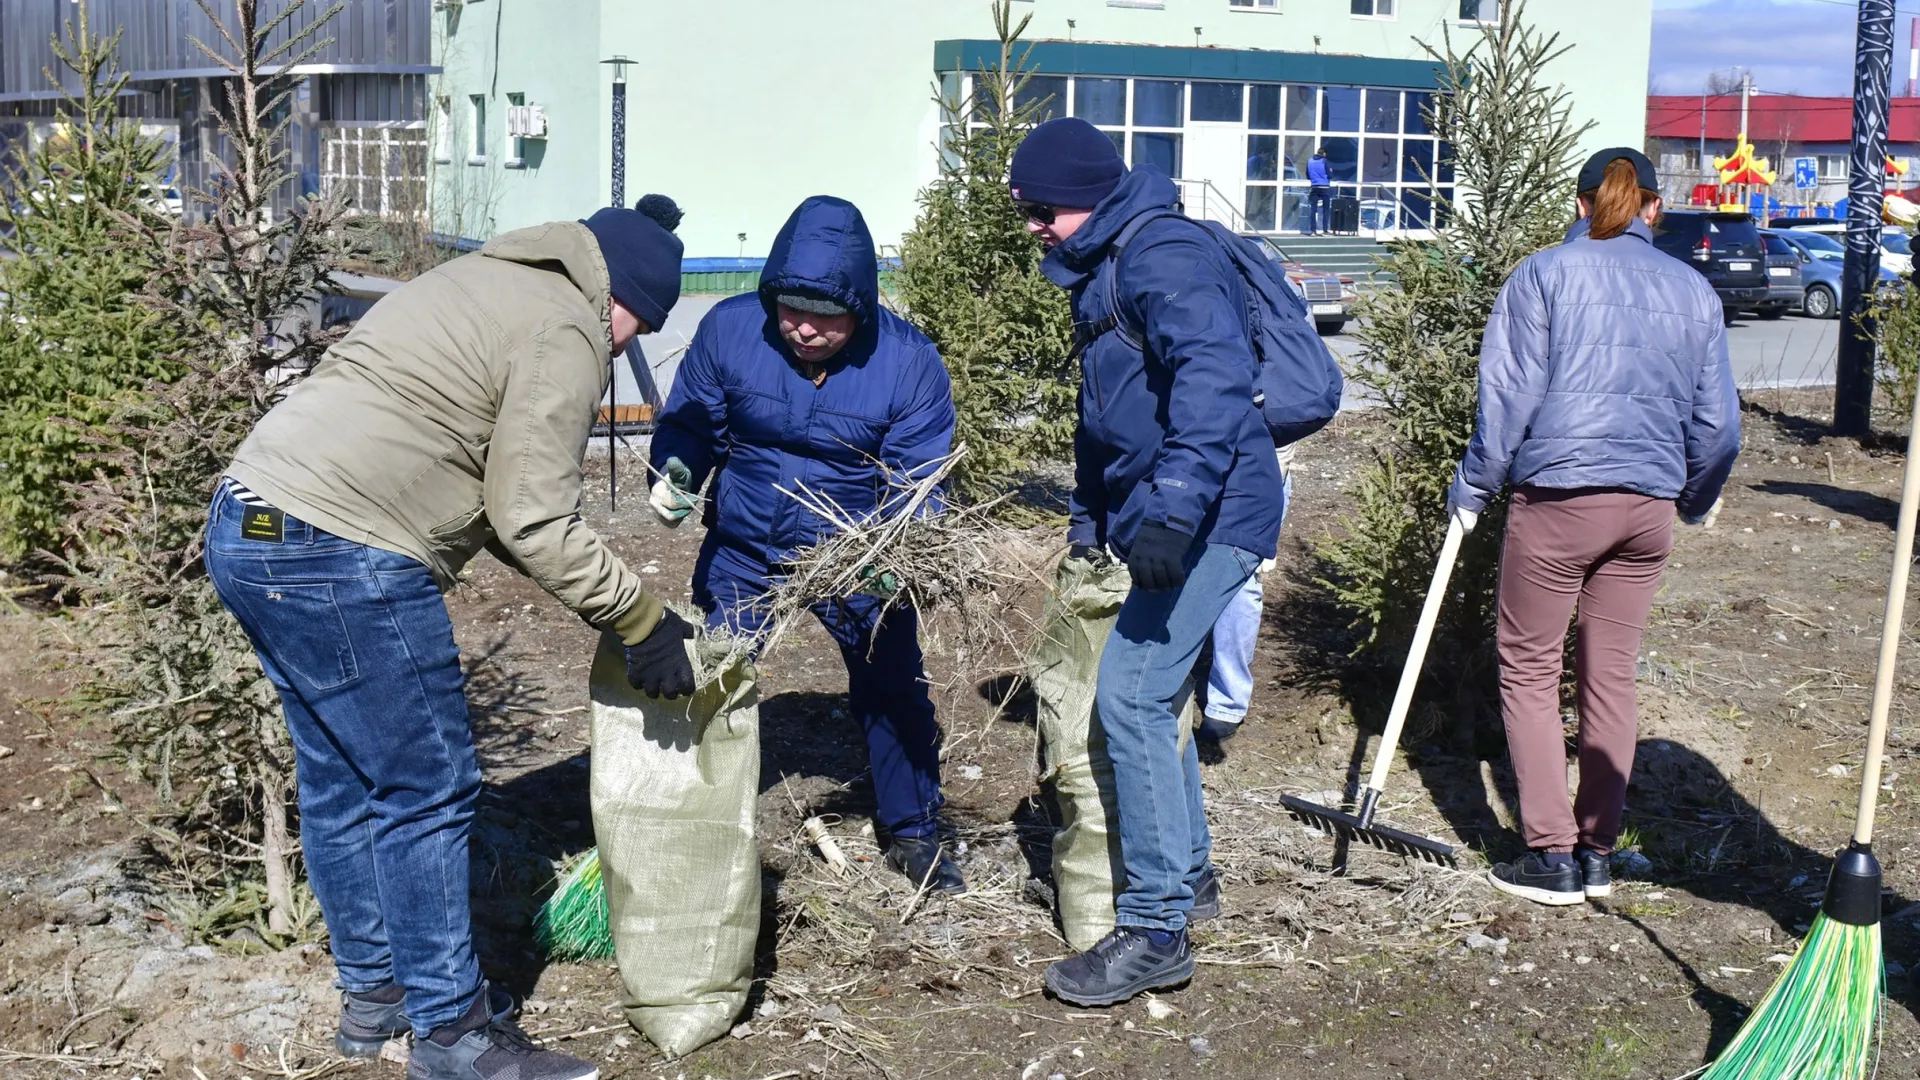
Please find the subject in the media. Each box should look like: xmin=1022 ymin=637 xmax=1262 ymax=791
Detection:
xmin=1695 ymin=390 xmax=1920 ymax=1080
xmin=533 ymin=848 xmax=613 ymax=961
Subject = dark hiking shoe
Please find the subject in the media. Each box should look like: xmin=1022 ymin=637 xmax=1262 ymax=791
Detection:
xmin=1197 ymin=715 xmax=1243 ymax=742
xmin=1045 ymin=926 xmax=1195 ymax=1007
xmin=408 ymin=985 xmax=595 ymax=1080
xmin=1487 ymin=852 xmax=1584 ymax=907
xmin=1189 ymin=864 xmax=1222 ymax=922
xmin=886 ymin=835 xmax=968 ymax=895
xmin=1576 ymin=847 xmax=1612 ymax=899
xmin=338 ymin=983 xmax=515 ymax=1058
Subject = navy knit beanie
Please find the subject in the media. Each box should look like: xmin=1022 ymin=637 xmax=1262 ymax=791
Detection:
xmin=1010 ymin=117 xmax=1126 ymax=208
xmin=581 ymin=195 xmax=684 ymax=331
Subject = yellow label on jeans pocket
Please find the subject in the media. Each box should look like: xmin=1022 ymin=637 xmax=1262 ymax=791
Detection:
xmin=240 ymin=507 xmax=285 ymax=544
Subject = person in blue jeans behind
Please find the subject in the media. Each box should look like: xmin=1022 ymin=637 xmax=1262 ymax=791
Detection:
xmin=204 ymin=200 xmax=690 ymax=1080
xmin=1011 ymin=118 xmax=1287 ymax=1006
xmin=1198 ymin=445 xmax=1295 ymax=742
xmin=647 ymin=196 xmax=965 ymax=894
xmin=1304 ymin=147 xmax=1333 ymax=235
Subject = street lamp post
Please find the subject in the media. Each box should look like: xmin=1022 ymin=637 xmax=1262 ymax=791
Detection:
xmin=1838 ymin=1 xmax=1896 ymax=437
xmin=601 ymin=54 xmax=632 ymax=208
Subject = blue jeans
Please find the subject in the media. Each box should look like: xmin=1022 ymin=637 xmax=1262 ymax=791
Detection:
xmin=1096 ymin=542 xmax=1260 ymax=932
xmin=1205 ymin=473 xmax=1290 ymax=723
xmin=693 ymin=539 xmax=944 ymax=838
xmin=203 ymin=489 xmax=482 ymax=1035
xmin=1306 ymin=186 xmax=1332 ymax=234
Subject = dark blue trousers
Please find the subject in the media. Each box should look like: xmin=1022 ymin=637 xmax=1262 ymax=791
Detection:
xmin=693 ymin=539 xmax=944 ymax=838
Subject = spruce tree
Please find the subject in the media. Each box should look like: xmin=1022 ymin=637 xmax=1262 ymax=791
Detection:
xmin=0 ymin=3 xmax=182 ymax=566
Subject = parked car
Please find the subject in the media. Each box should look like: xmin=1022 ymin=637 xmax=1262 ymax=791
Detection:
xmin=1750 ymin=232 xmax=1803 ymax=319
xmin=1651 ymin=209 xmax=1769 ymax=325
xmin=1254 ymin=239 xmax=1356 ymax=336
xmin=1767 ymin=217 xmax=1913 ymax=276
xmin=1762 ymin=227 xmax=1904 ymax=319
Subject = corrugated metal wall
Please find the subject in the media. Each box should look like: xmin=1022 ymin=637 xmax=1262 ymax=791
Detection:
xmin=1 ymin=0 xmax=431 ymax=101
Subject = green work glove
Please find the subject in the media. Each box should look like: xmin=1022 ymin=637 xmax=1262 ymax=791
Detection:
xmin=857 ymin=564 xmax=901 ymax=599
xmin=649 ymin=456 xmax=696 ymax=527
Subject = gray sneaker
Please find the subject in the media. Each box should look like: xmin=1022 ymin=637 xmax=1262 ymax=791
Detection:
xmin=1044 ymin=926 xmax=1194 ymax=1007
xmin=407 ymin=984 xmax=596 ymax=1080
xmin=337 ymin=983 xmax=515 ymax=1058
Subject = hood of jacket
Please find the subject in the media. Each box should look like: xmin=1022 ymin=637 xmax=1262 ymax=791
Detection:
xmin=1042 ymin=166 xmax=1182 ymax=288
xmin=759 ymin=196 xmax=879 ymax=332
xmin=478 ymin=221 xmax=612 ymax=340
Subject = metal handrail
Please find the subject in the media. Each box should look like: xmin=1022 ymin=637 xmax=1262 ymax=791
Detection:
xmin=1172 ymin=175 xmax=1292 ymax=262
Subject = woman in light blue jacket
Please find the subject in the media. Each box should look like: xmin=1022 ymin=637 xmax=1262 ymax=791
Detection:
xmin=1447 ymin=148 xmax=1740 ymax=907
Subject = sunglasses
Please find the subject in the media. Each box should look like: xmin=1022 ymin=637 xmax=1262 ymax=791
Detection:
xmin=1015 ymin=200 xmax=1058 ymax=225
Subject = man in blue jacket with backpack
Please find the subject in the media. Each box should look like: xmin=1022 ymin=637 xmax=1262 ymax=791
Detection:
xmin=1012 ymin=118 xmax=1336 ymax=1006
xmin=648 ymin=196 xmax=965 ymax=894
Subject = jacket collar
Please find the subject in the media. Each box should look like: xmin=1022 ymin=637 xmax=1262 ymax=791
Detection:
xmin=1564 ymin=216 xmax=1653 ymax=245
xmin=1040 ymin=167 xmax=1181 ymax=290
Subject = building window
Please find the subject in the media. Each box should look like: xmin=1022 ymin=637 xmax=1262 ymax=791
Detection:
xmin=433 ymin=95 xmax=452 ymax=163
xmin=1192 ymin=82 xmax=1244 ymax=123
xmin=1230 ymin=0 xmax=1280 ymax=9
xmin=1459 ymin=0 xmax=1499 ymax=21
xmin=504 ymin=92 xmax=525 ymax=169
xmin=1819 ymin=154 xmax=1847 ymax=180
xmin=323 ymin=126 xmax=428 ymax=220
xmin=467 ymin=94 xmax=486 ymax=164
xmin=1351 ymin=0 xmax=1395 ymax=17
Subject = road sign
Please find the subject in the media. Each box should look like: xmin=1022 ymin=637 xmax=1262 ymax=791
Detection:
xmin=1795 ymin=156 xmax=1818 ymax=188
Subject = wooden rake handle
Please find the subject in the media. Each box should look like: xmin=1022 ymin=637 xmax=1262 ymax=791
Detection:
xmin=1364 ymin=514 xmax=1466 ymax=796
xmin=1855 ymin=388 xmax=1920 ymax=846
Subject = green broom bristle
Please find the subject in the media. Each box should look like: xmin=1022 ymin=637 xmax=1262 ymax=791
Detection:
xmin=1699 ymin=911 xmax=1880 ymax=1080
xmin=533 ymin=847 xmax=613 ymax=961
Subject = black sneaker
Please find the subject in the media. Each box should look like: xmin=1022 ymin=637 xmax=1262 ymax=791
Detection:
xmin=408 ymin=983 xmax=596 ymax=1080
xmin=1196 ymin=715 xmax=1242 ymax=742
xmin=1189 ymin=864 xmax=1222 ymax=922
xmin=1044 ymin=926 xmax=1195 ymax=1007
xmin=1575 ymin=847 xmax=1612 ymax=899
xmin=1486 ymin=852 xmax=1584 ymax=907
xmin=337 ymin=983 xmax=515 ymax=1058
xmin=885 ymin=835 xmax=968 ymax=895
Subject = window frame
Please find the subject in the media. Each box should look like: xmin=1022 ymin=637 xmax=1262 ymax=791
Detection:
xmin=1458 ymin=0 xmax=1500 ymax=23
xmin=467 ymin=93 xmax=487 ymax=165
xmin=433 ymin=94 xmax=453 ymax=164
xmin=1350 ymin=0 xmax=1396 ymax=18
xmin=1229 ymin=0 xmax=1281 ymax=11
xmin=503 ymin=92 xmax=526 ymax=169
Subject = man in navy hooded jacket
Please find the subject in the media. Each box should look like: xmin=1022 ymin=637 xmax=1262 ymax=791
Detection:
xmin=1013 ymin=118 xmax=1286 ymax=1007
xmin=648 ymin=196 xmax=964 ymax=894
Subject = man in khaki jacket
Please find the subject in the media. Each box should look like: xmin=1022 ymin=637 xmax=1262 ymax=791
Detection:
xmin=203 ymin=199 xmax=688 ymax=1080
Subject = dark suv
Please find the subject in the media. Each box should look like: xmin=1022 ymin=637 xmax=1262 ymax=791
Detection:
xmin=1651 ymin=210 xmax=1769 ymax=324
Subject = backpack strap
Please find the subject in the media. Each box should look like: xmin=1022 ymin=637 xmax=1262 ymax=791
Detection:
xmin=1069 ymin=209 xmax=1189 ymax=360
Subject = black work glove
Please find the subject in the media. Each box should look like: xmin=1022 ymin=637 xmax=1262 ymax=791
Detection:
xmin=1068 ymin=543 xmax=1104 ymax=564
xmin=623 ymin=608 xmax=697 ymax=699
xmin=1127 ymin=523 xmax=1195 ymax=592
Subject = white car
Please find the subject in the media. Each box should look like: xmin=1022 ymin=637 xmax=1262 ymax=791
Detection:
xmin=1769 ymin=220 xmax=1912 ymax=276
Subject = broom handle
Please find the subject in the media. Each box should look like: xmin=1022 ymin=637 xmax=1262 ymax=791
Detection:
xmin=1854 ymin=387 xmax=1920 ymax=847
xmin=1365 ymin=515 xmax=1465 ymax=796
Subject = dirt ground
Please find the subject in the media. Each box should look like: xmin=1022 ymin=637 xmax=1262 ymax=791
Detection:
xmin=6 ymin=387 xmax=1920 ymax=1079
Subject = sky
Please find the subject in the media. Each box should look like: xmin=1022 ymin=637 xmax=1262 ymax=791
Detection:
xmin=1649 ymin=0 xmax=1920 ymax=97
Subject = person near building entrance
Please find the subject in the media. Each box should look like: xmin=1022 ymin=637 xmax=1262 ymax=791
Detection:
xmin=647 ymin=195 xmax=965 ymax=895
xmin=1009 ymin=117 xmax=1286 ymax=1007
xmin=1197 ymin=444 xmax=1296 ymax=742
xmin=205 ymin=200 xmax=690 ymax=1080
xmin=1447 ymin=148 xmax=1739 ymax=907
xmin=1304 ymin=147 xmax=1333 ymax=235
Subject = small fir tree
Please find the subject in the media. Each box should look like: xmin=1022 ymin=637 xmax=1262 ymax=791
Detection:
xmin=0 ymin=3 xmax=183 ymax=566
xmin=893 ymin=0 xmax=1074 ymax=504
xmin=1318 ymin=0 xmax=1593 ymax=727
xmin=63 ymin=0 xmax=358 ymax=940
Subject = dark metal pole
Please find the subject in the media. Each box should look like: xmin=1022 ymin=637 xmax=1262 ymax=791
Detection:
xmin=610 ymin=74 xmax=627 ymax=208
xmin=1839 ymin=0 xmax=1897 ymax=437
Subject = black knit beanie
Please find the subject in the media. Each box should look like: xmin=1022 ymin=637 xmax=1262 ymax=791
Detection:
xmin=1009 ymin=117 xmax=1126 ymax=208
xmin=581 ymin=195 xmax=684 ymax=331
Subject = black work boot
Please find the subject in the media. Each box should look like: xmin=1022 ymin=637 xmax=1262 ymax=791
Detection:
xmin=1487 ymin=852 xmax=1583 ymax=907
xmin=1189 ymin=864 xmax=1222 ymax=922
xmin=1575 ymin=847 xmax=1612 ymax=899
xmin=1045 ymin=926 xmax=1195 ymax=1007
xmin=406 ymin=982 xmax=596 ymax=1080
xmin=885 ymin=835 xmax=968 ymax=895
xmin=337 ymin=982 xmax=515 ymax=1058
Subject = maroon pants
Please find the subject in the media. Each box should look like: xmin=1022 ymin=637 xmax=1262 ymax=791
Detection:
xmin=1497 ymin=486 xmax=1674 ymax=854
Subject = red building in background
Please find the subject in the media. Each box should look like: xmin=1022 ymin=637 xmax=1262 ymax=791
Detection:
xmin=1646 ymin=93 xmax=1920 ymax=209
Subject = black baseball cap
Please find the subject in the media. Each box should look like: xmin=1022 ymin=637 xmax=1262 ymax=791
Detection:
xmin=1577 ymin=147 xmax=1659 ymax=195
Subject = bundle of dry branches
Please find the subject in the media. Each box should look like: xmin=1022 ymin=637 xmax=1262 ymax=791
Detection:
xmin=750 ymin=446 xmax=1050 ymax=686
